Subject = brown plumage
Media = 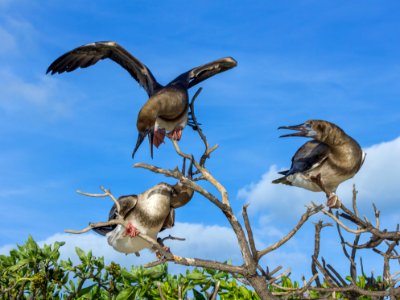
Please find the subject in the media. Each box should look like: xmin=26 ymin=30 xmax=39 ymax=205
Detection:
xmin=272 ymin=120 xmax=365 ymax=208
xmin=92 ymin=181 xmax=193 ymax=255
xmin=46 ymin=41 xmax=237 ymax=158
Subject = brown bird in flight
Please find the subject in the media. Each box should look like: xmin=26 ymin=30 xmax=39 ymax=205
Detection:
xmin=272 ymin=120 xmax=365 ymax=208
xmin=46 ymin=41 xmax=237 ymax=158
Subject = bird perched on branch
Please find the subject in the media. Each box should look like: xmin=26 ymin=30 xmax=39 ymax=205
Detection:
xmin=92 ymin=162 xmax=194 ymax=255
xmin=272 ymin=120 xmax=365 ymax=208
xmin=46 ymin=41 xmax=237 ymax=158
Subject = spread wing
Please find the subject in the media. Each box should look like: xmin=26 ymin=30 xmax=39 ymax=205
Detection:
xmin=280 ymin=140 xmax=330 ymax=176
xmin=46 ymin=41 xmax=163 ymax=96
xmin=170 ymin=57 xmax=237 ymax=88
xmin=92 ymin=194 xmax=138 ymax=236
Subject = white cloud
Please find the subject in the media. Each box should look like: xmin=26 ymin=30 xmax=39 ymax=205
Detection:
xmin=0 ymin=69 xmax=76 ymax=118
xmin=0 ymin=15 xmax=39 ymax=56
xmin=237 ymin=165 xmax=316 ymax=220
xmin=238 ymin=136 xmax=400 ymax=223
xmin=338 ymin=136 xmax=400 ymax=209
xmin=0 ymin=222 xmax=241 ymax=271
xmin=0 ymin=26 xmax=16 ymax=54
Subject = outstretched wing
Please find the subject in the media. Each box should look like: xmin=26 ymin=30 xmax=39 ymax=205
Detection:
xmin=46 ymin=41 xmax=163 ymax=96
xmin=170 ymin=57 xmax=237 ymax=88
xmin=92 ymin=194 xmax=138 ymax=236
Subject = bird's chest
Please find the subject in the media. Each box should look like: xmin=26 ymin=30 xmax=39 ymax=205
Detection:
xmin=296 ymin=158 xmax=354 ymax=192
xmin=131 ymin=193 xmax=171 ymax=233
xmin=156 ymin=114 xmax=187 ymax=131
xmin=154 ymin=88 xmax=189 ymax=131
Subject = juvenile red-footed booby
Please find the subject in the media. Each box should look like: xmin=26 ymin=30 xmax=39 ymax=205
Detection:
xmin=272 ymin=120 xmax=365 ymax=208
xmin=92 ymin=181 xmax=193 ymax=255
xmin=46 ymin=41 xmax=237 ymax=158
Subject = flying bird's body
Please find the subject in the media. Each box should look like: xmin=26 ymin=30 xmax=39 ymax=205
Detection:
xmin=46 ymin=41 xmax=237 ymax=158
xmin=93 ymin=182 xmax=193 ymax=255
xmin=273 ymin=120 xmax=365 ymax=208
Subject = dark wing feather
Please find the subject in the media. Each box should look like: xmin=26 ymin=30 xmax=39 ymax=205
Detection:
xmin=92 ymin=195 xmax=138 ymax=236
xmin=46 ymin=41 xmax=163 ymax=96
xmin=169 ymin=57 xmax=237 ymax=88
xmin=285 ymin=140 xmax=330 ymax=176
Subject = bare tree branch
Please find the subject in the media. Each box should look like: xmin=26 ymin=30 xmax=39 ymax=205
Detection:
xmin=242 ymin=203 xmax=257 ymax=260
xmin=258 ymin=205 xmax=323 ymax=259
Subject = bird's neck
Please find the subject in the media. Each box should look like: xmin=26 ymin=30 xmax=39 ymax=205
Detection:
xmin=328 ymin=137 xmax=362 ymax=173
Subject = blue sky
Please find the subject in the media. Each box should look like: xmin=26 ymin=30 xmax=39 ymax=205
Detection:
xmin=1 ymin=1 xmax=399 ymax=280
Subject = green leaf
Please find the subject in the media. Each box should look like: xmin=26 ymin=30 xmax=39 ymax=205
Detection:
xmin=121 ymin=269 xmax=137 ymax=282
xmin=75 ymin=247 xmax=86 ymax=262
xmin=213 ymin=271 xmax=228 ymax=280
xmin=116 ymin=287 xmax=136 ymax=300
xmin=77 ymin=284 xmax=96 ymax=297
xmin=187 ymin=272 xmax=205 ymax=281
xmin=8 ymin=258 xmax=31 ymax=272
xmin=358 ymin=275 xmax=366 ymax=288
xmin=193 ymin=289 xmax=207 ymax=300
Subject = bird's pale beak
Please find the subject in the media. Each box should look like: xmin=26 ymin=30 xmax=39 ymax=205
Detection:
xmin=278 ymin=123 xmax=316 ymax=138
xmin=132 ymin=129 xmax=153 ymax=158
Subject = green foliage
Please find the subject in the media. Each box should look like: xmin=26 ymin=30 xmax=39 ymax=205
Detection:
xmin=0 ymin=237 xmax=388 ymax=299
xmin=0 ymin=237 xmax=259 ymax=299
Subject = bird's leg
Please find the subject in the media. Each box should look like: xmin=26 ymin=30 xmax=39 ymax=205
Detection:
xmin=167 ymin=127 xmax=183 ymax=141
xmin=326 ymin=192 xmax=342 ymax=209
xmin=310 ymin=174 xmax=328 ymax=194
xmin=153 ymin=128 xmax=166 ymax=148
xmin=124 ymin=223 xmax=140 ymax=238
xmin=310 ymin=174 xmax=342 ymax=209
xmin=155 ymin=237 xmax=171 ymax=259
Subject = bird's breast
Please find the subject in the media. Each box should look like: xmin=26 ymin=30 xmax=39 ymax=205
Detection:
xmin=154 ymin=87 xmax=188 ymax=119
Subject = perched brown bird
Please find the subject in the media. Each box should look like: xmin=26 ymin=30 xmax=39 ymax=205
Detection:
xmin=46 ymin=41 xmax=237 ymax=158
xmin=272 ymin=120 xmax=365 ymax=208
xmin=92 ymin=182 xmax=193 ymax=255
xmin=92 ymin=161 xmax=194 ymax=255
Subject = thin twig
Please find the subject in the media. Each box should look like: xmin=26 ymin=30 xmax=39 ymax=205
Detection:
xmin=65 ymin=219 xmax=125 ymax=234
xmin=77 ymin=186 xmax=121 ymax=215
xmin=258 ymin=205 xmax=323 ymax=259
xmin=157 ymin=282 xmax=166 ymax=300
xmin=312 ymin=220 xmax=332 ymax=287
xmin=210 ymin=281 xmax=220 ymax=300
xmin=242 ymin=204 xmax=257 ymax=260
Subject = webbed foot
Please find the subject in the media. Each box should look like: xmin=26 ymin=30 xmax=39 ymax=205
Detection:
xmin=153 ymin=128 xmax=166 ymax=148
xmin=168 ymin=127 xmax=183 ymax=141
xmin=327 ymin=192 xmax=341 ymax=209
xmin=124 ymin=223 xmax=140 ymax=238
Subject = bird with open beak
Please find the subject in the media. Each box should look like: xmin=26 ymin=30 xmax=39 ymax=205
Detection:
xmin=272 ymin=120 xmax=365 ymax=208
xmin=92 ymin=160 xmax=194 ymax=255
xmin=46 ymin=41 xmax=237 ymax=158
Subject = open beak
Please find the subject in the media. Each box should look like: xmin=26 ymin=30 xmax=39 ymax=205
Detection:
xmin=132 ymin=129 xmax=153 ymax=158
xmin=278 ymin=123 xmax=316 ymax=138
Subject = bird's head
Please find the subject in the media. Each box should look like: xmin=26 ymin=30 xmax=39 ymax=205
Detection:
xmin=278 ymin=120 xmax=319 ymax=138
xmin=278 ymin=120 xmax=346 ymax=144
xmin=132 ymin=112 xmax=159 ymax=159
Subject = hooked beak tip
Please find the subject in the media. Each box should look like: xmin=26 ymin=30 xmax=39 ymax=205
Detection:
xmin=132 ymin=131 xmax=148 ymax=159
